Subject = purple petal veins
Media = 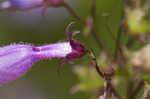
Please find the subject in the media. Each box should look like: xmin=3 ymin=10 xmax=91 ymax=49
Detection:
xmin=0 ymin=22 xmax=86 ymax=85
xmin=0 ymin=42 xmax=71 ymax=85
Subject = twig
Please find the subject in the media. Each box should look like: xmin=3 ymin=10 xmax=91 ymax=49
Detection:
xmin=87 ymin=50 xmax=104 ymax=78
xmin=87 ymin=50 xmax=120 ymax=99
xmin=95 ymin=63 xmax=105 ymax=78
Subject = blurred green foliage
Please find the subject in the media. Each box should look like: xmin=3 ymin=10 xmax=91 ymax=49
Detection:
xmin=1 ymin=0 xmax=150 ymax=99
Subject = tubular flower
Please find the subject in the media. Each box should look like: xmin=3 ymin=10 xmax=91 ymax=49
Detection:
xmin=0 ymin=22 xmax=86 ymax=85
xmin=0 ymin=0 xmax=64 ymax=10
xmin=0 ymin=0 xmax=43 ymax=9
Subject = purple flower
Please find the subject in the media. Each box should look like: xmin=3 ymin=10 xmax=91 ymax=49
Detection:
xmin=0 ymin=22 xmax=86 ymax=85
xmin=0 ymin=0 xmax=64 ymax=10
xmin=10 ymin=0 xmax=43 ymax=8
xmin=0 ymin=0 xmax=43 ymax=9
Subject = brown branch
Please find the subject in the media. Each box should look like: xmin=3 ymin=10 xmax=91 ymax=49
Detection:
xmin=87 ymin=50 xmax=104 ymax=78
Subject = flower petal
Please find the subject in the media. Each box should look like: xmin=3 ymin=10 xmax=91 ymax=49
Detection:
xmin=0 ymin=0 xmax=43 ymax=9
xmin=0 ymin=22 xmax=86 ymax=85
xmin=0 ymin=44 xmax=35 ymax=85
xmin=0 ymin=42 xmax=72 ymax=85
xmin=34 ymin=42 xmax=72 ymax=59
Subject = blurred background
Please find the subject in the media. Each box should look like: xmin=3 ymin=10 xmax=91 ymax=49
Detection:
xmin=0 ymin=0 xmax=122 ymax=99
